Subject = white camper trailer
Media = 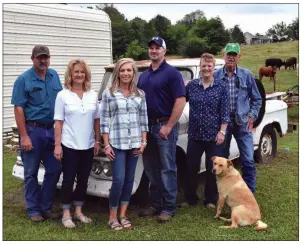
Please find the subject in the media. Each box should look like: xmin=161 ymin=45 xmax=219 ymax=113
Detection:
xmin=3 ymin=3 xmax=112 ymax=134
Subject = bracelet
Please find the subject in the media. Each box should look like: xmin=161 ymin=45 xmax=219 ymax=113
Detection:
xmin=95 ymin=141 xmax=101 ymax=144
xmin=142 ymin=141 xmax=147 ymax=146
xmin=104 ymin=144 xmax=110 ymax=149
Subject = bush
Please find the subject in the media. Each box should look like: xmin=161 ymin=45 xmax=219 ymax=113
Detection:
xmin=180 ymin=37 xmax=209 ymax=58
xmin=125 ymin=40 xmax=148 ymax=60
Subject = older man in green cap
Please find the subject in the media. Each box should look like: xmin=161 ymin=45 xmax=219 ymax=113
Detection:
xmin=214 ymin=43 xmax=262 ymax=194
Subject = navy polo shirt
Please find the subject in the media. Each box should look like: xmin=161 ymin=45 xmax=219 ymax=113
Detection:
xmin=186 ymin=78 xmax=230 ymax=141
xmin=137 ymin=60 xmax=186 ymax=119
xmin=11 ymin=67 xmax=62 ymax=124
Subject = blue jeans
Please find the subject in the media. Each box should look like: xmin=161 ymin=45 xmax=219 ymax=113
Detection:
xmin=224 ymin=120 xmax=256 ymax=193
xmin=109 ymin=148 xmax=138 ymax=210
xmin=60 ymin=145 xmax=94 ymax=209
xmin=142 ymin=122 xmax=178 ymax=215
xmin=184 ymin=139 xmax=225 ymax=206
xmin=20 ymin=124 xmax=61 ymax=217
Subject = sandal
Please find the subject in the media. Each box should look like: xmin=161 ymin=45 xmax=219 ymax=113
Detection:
xmin=74 ymin=214 xmax=92 ymax=224
xmin=62 ymin=216 xmax=76 ymax=228
xmin=120 ymin=217 xmax=133 ymax=229
xmin=108 ymin=219 xmax=123 ymax=231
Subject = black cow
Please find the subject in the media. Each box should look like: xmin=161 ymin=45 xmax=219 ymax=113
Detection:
xmin=265 ymin=58 xmax=284 ymax=70
xmin=284 ymin=57 xmax=297 ymax=70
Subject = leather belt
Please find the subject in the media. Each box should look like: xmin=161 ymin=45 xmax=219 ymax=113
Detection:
xmin=26 ymin=121 xmax=54 ymax=129
xmin=148 ymin=117 xmax=170 ymax=125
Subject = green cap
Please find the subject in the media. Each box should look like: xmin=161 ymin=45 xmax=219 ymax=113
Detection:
xmin=225 ymin=43 xmax=240 ymax=54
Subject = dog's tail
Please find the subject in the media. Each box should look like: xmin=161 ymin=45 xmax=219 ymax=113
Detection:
xmin=255 ymin=220 xmax=268 ymax=231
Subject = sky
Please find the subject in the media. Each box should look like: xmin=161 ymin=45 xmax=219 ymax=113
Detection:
xmin=83 ymin=3 xmax=298 ymax=35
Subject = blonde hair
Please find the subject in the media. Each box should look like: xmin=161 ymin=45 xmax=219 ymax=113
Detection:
xmin=64 ymin=59 xmax=91 ymax=91
xmin=200 ymin=53 xmax=216 ymax=66
xmin=110 ymin=58 xmax=141 ymax=96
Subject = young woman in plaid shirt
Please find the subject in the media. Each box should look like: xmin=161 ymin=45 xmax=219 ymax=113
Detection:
xmin=100 ymin=58 xmax=149 ymax=230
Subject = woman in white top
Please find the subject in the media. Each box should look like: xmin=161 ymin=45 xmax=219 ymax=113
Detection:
xmin=54 ymin=59 xmax=101 ymax=228
xmin=100 ymin=58 xmax=149 ymax=230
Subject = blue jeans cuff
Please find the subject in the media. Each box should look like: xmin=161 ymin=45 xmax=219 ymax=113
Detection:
xmin=61 ymin=203 xmax=71 ymax=209
xmin=73 ymin=201 xmax=84 ymax=207
xmin=109 ymin=205 xmax=119 ymax=210
xmin=120 ymin=201 xmax=129 ymax=206
xmin=161 ymin=210 xmax=174 ymax=216
xmin=28 ymin=212 xmax=41 ymax=217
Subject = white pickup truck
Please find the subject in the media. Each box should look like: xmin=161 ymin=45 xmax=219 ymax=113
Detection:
xmin=12 ymin=58 xmax=288 ymax=200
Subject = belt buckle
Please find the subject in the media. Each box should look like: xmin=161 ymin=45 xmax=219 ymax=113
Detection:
xmin=156 ymin=118 xmax=160 ymax=123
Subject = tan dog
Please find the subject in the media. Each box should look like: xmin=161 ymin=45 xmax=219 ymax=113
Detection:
xmin=212 ymin=156 xmax=267 ymax=231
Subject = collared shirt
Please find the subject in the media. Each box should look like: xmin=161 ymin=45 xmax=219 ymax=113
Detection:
xmin=54 ymin=89 xmax=100 ymax=150
xmin=223 ymin=67 xmax=238 ymax=113
xmin=137 ymin=60 xmax=186 ymax=119
xmin=186 ymin=78 xmax=230 ymax=141
xmin=11 ymin=67 xmax=62 ymax=124
xmin=100 ymin=88 xmax=149 ymax=150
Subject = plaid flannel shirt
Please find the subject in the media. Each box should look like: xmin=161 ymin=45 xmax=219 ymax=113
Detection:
xmin=225 ymin=69 xmax=238 ymax=114
xmin=100 ymin=88 xmax=149 ymax=150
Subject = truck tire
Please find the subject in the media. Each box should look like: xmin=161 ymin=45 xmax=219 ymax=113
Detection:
xmin=254 ymin=125 xmax=277 ymax=164
xmin=253 ymin=78 xmax=266 ymax=128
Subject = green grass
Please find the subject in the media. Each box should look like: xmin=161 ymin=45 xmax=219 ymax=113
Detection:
xmin=215 ymin=41 xmax=299 ymax=93
xmin=3 ymin=124 xmax=299 ymax=240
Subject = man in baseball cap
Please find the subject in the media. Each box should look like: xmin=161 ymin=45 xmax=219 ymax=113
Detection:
xmin=11 ymin=44 xmax=62 ymax=222
xmin=31 ymin=44 xmax=50 ymax=58
xmin=148 ymin=36 xmax=166 ymax=49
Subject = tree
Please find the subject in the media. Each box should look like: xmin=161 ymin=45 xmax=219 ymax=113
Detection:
xmin=229 ymin=25 xmax=246 ymax=44
xmin=149 ymin=15 xmax=171 ymax=38
xmin=288 ymin=17 xmax=299 ymax=40
xmin=125 ymin=40 xmax=148 ymax=60
xmin=166 ymin=24 xmax=188 ymax=55
xmin=180 ymin=37 xmax=209 ymax=58
xmin=266 ymin=21 xmax=290 ymax=41
xmin=177 ymin=10 xmax=205 ymax=30
xmin=190 ymin=16 xmax=229 ymax=54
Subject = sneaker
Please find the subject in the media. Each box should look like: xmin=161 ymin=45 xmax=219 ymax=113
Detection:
xmin=156 ymin=213 xmax=172 ymax=223
xmin=30 ymin=215 xmax=44 ymax=222
xmin=138 ymin=207 xmax=159 ymax=217
xmin=42 ymin=211 xmax=61 ymax=220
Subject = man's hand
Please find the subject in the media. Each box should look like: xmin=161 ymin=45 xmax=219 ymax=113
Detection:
xmin=159 ymin=124 xmax=172 ymax=140
xmin=247 ymin=117 xmax=254 ymax=132
xmin=20 ymin=135 xmax=33 ymax=151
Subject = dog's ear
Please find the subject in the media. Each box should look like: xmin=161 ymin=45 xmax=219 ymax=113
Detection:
xmin=227 ymin=160 xmax=233 ymax=167
xmin=211 ymin=156 xmax=217 ymax=161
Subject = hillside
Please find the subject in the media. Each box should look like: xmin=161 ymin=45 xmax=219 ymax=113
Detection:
xmin=216 ymin=41 xmax=299 ymax=92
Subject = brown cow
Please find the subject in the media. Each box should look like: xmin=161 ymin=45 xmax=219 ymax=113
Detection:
xmin=259 ymin=66 xmax=277 ymax=82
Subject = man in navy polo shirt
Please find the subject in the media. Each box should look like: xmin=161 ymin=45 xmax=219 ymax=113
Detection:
xmin=137 ymin=37 xmax=186 ymax=222
xmin=11 ymin=45 xmax=62 ymax=222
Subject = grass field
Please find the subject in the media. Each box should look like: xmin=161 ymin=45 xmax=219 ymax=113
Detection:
xmin=3 ymin=41 xmax=299 ymax=240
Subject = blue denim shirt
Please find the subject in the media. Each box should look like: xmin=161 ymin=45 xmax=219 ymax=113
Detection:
xmin=186 ymin=78 xmax=230 ymax=141
xmin=214 ymin=66 xmax=262 ymax=125
xmin=11 ymin=67 xmax=62 ymax=124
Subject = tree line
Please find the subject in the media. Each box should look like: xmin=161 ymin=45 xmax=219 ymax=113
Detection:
xmin=87 ymin=4 xmax=299 ymax=61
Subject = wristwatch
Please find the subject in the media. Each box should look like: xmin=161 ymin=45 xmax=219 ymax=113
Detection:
xmin=219 ymin=130 xmax=226 ymax=136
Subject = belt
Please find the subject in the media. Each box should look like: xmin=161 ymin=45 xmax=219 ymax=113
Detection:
xmin=26 ymin=121 xmax=54 ymax=129
xmin=148 ymin=117 xmax=170 ymax=125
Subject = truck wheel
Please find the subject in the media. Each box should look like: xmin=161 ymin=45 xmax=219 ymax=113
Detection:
xmin=253 ymin=78 xmax=266 ymax=128
xmin=254 ymin=125 xmax=277 ymax=164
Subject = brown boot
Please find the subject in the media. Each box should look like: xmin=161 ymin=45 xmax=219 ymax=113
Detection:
xmin=138 ymin=207 xmax=159 ymax=217
xmin=30 ymin=215 xmax=44 ymax=222
xmin=156 ymin=213 xmax=172 ymax=223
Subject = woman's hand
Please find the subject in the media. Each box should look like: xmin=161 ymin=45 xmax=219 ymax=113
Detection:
xmin=105 ymin=145 xmax=115 ymax=161
xmin=94 ymin=142 xmax=101 ymax=155
xmin=133 ymin=143 xmax=146 ymax=156
xmin=54 ymin=145 xmax=63 ymax=162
